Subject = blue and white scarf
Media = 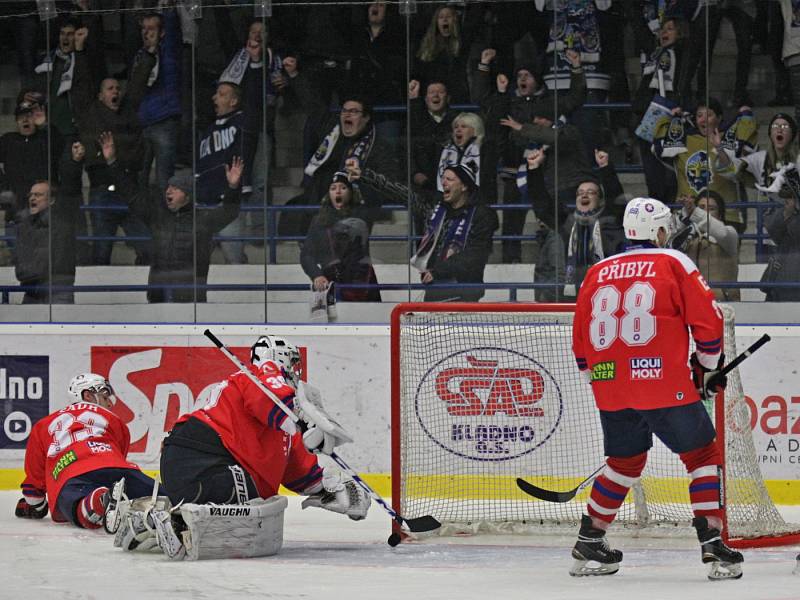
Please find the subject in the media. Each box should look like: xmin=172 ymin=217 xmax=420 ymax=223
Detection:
xmin=411 ymin=202 xmax=476 ymax=272
xmin=305 ymin=122 xmax=376 ymax=180
xmin=436 ymin=138 xmax=481 ymax=192
xmin=35 ymin=49 xmax=74 ymax=96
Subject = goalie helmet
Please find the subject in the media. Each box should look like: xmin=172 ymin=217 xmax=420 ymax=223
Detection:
xmin=623 ymin=197 xmax=673 ymax=245
xmin=68 ymin=373 xmax=116 ymax=407
xmin=251 ymin=336 xmax=302 ymax=387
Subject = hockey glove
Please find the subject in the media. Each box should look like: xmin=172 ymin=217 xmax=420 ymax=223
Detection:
xmin=15 ymin=497 xmax=48 ymax=519
xmin=301 ymin=466 xmax=371 ymax=521
xmin=295 ymin=381 xmax=353 ymax=455
xmin=690 ymin=352 xmax=727 ymax=401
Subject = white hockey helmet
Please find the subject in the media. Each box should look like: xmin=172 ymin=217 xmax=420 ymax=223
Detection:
xmin=68 ymin=372 xmax=116 ymax=406
xmin=251 ymin=335 xmax=302 ymax=386
xmin=623 ymin=197 xmax=673 ymax=244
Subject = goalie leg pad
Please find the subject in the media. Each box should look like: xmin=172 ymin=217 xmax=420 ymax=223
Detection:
xmin=113 ymin=495 xmax=172 ymax=552
xmin=177 ymin=495 xmax=289 ymax=560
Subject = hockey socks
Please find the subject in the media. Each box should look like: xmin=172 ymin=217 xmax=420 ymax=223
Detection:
xmin=586 ymin=453 xmax=646 ymax=526
xmin=77 ymin=486 xmax=109 ymax=529
xmin=679 ymin=444 xmax=724 ymax=524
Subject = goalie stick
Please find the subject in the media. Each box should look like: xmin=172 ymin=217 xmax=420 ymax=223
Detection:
xmin=202 ymin=329 xmax=441 ymax=538
xmin=516 ymin=333 xmax=772 ymax=503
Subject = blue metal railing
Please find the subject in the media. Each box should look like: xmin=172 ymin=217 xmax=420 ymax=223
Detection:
xmin=2 ymin=279 xmax=796 ymax=306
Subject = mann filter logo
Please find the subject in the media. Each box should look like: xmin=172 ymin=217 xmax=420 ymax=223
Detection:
xmin=591 ymin=361 xmax=616 ymax=381
xmin=51 ymin=450 xmax=77 ymax=480
xmin=414 ymin=348 xmax=563 ymax=462
xmin=630 ymin=357 xmax=663 ymax=380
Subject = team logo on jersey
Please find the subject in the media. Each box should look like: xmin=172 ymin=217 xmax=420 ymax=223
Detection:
xmin=685 ymin=151 xmax=712 ymax=193
xmin=630 ymin=357 xmax=663 ymax=380
xmin=414 ymin=348 xmax=563 ymax=462
xmin=590 ymin=361 xmax=616 ymax=381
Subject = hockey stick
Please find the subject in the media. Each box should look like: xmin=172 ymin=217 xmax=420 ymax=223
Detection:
xmin=516 ymin=333 xmax=772 ymax=503
xmin=516 ymin=465 xmax=604 ymax=503
xmin=202 ymin=330 xmax=441 ymax=538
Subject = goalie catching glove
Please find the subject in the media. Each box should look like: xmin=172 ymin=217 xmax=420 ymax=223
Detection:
xmin=690 ymin=352 xmax=727 ymax=401
xmin=301 ymin=465 xmax=370 ymax=521
xmin=295 ymin=381 xmax=353 ymax=455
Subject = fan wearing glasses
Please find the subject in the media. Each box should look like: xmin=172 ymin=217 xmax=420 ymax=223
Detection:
xmin=716 ymin=112 xmax=799 ymax=194
xmin=279 ymin=94 xmax=399 ymax=239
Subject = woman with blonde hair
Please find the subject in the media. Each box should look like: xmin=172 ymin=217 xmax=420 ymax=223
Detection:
xmin=433 ymin=111 xmax=498 ymax=206
xmin=414 ymin=5 xmax=478 ymax=103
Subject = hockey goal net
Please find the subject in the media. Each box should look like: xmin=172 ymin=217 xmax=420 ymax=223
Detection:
xmin=391 ymin=302 xmax=800 ymax=548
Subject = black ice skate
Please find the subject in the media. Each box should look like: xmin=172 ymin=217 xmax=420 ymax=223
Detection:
xmin=569 ymin=515 xmax=623 ymax=577
xmin=692 ymin=517 xmax=743 ymax=580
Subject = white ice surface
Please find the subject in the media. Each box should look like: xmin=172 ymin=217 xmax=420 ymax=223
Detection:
xmin=1 ymin=491 xmax=798 ymax=600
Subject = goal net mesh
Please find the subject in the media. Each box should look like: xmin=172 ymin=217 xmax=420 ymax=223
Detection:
xmin=394 ymin=304 xmax=798 ymax=544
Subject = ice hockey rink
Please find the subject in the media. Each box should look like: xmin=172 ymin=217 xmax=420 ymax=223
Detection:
xmin=1 ymin=491 xmax=798 ymax=600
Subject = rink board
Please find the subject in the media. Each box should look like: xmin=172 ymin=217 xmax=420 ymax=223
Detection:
xmin=0 ymin=323 xmax=798 ymax=503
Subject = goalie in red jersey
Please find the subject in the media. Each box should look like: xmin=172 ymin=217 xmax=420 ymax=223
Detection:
xmin=111 ymin=335 xmax=371 ymax=560
xmin=570 ymin=197 xmax=743 ymax=581
xmin=16 ymin=373 xmax=158 ymax=530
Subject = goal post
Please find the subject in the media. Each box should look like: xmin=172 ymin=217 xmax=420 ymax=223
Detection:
xmin=390 ymin=302 xmax=800 ymax=548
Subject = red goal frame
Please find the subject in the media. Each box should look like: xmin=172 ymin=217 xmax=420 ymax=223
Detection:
xmin=390 ymin=302 xmax=800 ymax=548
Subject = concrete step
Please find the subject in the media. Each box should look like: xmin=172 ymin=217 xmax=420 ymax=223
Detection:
xmin=272 ymin=185 xmax=304 ymax=204
xmin=275 ymin=146 xmax=304 ymax=169
xmin=271 ymin=166 xmax=304 ymax=186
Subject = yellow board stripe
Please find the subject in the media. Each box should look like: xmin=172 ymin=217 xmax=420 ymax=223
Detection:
xmin=0 ymin=469 xmax=393 ymax=499
xmin=2 ymin=469 xmax=796 ymax=505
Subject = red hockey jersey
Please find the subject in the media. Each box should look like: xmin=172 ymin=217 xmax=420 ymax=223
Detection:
xmin=573 ymin=247 xmax=723 ymax=411
xmin=22 ymin=402 xmax=140 ymax=521
xmin=179 ymin=361 xmax=321 ymax=498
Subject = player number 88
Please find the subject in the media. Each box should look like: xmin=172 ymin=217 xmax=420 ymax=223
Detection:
xmin=589 ymin=283 xmax=656 ymax=351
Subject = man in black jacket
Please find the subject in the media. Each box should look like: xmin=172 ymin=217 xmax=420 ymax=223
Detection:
xmin=474 ymin=48 xmax=586 ymax=263
xmin=0 ymin=102 xmax=64 ymax=222
xmin=71 ymin=24 xmax=152 ymax=266
xmin=100 ymin=133 xmax=243 ymax=303
xmin=347 ymin=159 xmax=498 ymax=302
xmin=13 ymin=143 xmax=85 ymax=304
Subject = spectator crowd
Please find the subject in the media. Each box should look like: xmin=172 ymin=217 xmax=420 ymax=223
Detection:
xmin=1 ymin=0 xmax=800 ymax=305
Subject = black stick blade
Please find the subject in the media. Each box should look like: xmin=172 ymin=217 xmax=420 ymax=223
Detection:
xmin=516 ymin=477 xmax=578 ymax=503
xmin=403 ymin=515 xmax=442 ymax=533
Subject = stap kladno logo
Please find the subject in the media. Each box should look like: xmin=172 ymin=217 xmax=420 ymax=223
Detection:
xmin=414 ymin=348 xmax=563 ymax=462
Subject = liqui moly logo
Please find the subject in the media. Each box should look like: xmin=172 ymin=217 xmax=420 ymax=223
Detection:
xmin=414 ymin=348 xmax=563 ymax=462
xmin=630 ymin=357 xmax=663 ymax=380
xmin=91 ymin=345 xmax=306 ymax=462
